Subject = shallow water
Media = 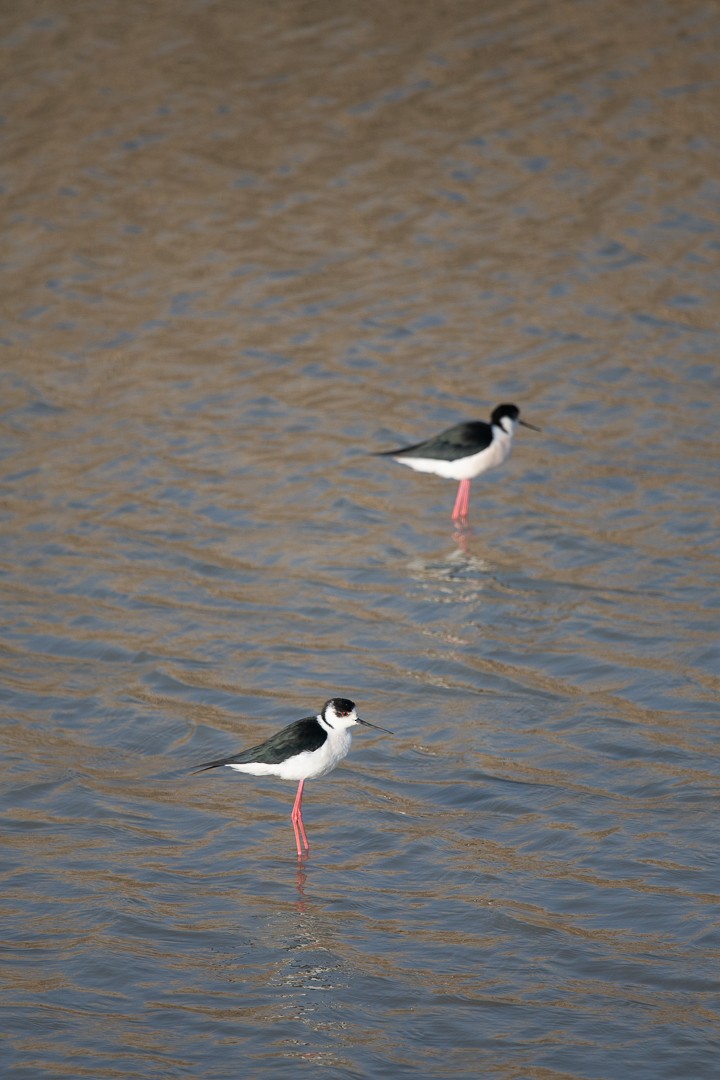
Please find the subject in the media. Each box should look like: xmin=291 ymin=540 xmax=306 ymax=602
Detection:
xmin=2 ymin=0 xmax=720 ymax=1077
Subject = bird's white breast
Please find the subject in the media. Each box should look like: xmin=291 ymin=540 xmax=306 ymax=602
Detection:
xmin=395 ymin=426 xmax=514 ymax=481
xmin=225 ymin=728 xmax=353 ymax=781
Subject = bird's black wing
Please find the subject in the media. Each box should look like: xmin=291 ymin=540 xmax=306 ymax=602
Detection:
xmin=194 ymin=716 xmax=327 ymax=772
xmin=376 ymin=421 xmax=493 ymax=462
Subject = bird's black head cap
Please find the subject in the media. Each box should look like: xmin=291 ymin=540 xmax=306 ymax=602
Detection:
xmin=491 ymin=403 xmax=520 ymax=425
xmin=324 ymin=697 xmax=356 ymax=717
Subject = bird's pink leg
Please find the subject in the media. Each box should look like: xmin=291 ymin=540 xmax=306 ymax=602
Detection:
xmin=462 ymin=480 xmax=471 ymax=519
xmin=291 ymin=779 xmax=309 ymax=857
xmin=452 ymin=479 xmax=471 ymax=522
xmin=451 ymin=481 xmax=465 ymax=521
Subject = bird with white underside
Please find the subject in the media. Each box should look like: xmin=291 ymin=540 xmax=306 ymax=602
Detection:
xmin=376 ymin=402 xmax=540 ymax=522
xmin=195 ymin=698 xmax=392 ymax=858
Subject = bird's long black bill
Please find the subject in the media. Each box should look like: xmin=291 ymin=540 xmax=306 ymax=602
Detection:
xmin=519 ymin=419 xmax=541 ymax=431
xmin=357 ymin=717 xmax=394 ymax=735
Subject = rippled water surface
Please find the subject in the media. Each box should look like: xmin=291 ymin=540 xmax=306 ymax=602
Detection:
xmin=2 ymin=0 xmax=720 ymax=1077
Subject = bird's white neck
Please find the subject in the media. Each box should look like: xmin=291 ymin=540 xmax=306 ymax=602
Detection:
xmin=493 ymin=416 xmax=516 ymax=439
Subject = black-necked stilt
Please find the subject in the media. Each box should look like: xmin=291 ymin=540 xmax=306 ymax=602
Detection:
xmin=195 ymin=698 xmax=392 ymax=857
xmin=376 ymin=402 xmax=540 ymax=523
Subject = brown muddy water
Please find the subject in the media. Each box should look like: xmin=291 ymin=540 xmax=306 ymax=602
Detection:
xmin=2 ymin=1 xmax=719 ymax=1077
